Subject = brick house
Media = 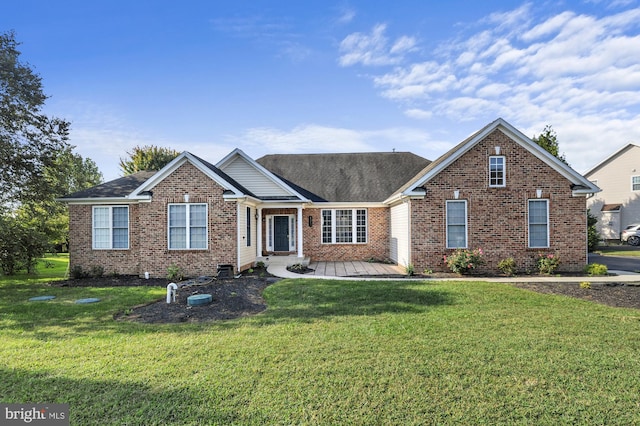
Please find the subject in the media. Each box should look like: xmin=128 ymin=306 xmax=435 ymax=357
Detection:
xmin=60 ymin=118 xmax=599 ymax=277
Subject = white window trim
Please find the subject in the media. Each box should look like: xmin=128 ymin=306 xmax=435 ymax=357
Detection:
xmin=446 ymin=200 xmax=468 ymax=249
xmin=321 ymin=209 xmax=368 ymax=244
xmin=92 ymin=206 xmax=129 ymax=250
xmin=167 ymin=203 xmax=208 ymax=250
xmin=632 ymin=175 xmax=640 ymax=191
xmin=528 ymin=199 xmax=550 ymax=248
xmin=489 ymin=155 xmax=506 ymax=188
xmin=265 ymin=214 xmax=296 ymax=252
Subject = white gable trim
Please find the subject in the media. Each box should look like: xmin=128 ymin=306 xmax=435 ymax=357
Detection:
xmin=217 ymin=148 xmax=311 ymax=202
xmin=130 ymin=151 xmax=245 ymax=198
xmin=402 ymin=118 xmax=600 ymax=197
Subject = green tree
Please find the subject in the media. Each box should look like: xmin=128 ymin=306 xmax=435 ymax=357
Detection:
xmin=119 ymin=145 xmax=180 ymax=175
xmin=0 ymin=31 xmax=78 ymax=274
xmin=532 ymin=125 xmax=568 ymax=165
xmin=0 ymin=30 xmax=71 ymax=206
xmin=587 ymin=209 xmax=600 ymax=252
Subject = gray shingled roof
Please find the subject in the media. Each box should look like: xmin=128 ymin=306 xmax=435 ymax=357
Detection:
xmin=59 ymin=171 xmax=157 ymax=199
xmin=256 ymin=152 xmax=431 ymax=202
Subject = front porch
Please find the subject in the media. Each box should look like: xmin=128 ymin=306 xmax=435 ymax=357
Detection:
xmin=259 ymin=256 xmax=405 ymax=278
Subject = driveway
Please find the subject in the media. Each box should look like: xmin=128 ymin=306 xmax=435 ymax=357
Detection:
xmin=589 ymin=253 xmax=640 ymax=273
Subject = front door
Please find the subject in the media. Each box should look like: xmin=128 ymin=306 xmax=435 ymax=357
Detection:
xmin=274 ymin=216 xmax=290 ymax=251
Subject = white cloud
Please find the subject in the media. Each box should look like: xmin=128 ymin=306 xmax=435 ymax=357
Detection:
xmin=229 ymin=123 xmax=439 ymax=157
xmin=339 ymin=23 xmax=417 ymax=66
xmin=343 ymin=4 xmax=640 ymax=171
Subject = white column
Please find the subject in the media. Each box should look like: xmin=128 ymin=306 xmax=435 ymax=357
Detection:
xmin=257 ymin=207 xmax=263 ymax=258
xmin=297 ymin=206 xmax=304 ymax=258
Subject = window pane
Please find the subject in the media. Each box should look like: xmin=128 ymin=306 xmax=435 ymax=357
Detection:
xmin=170 ymin=227 xmax=186 ymax=249
xmin=490 ymin=156 xmax=504 ymax=186
xmin=112 ymin=207 xmax=128 ymax=228
xmin=189 ymin=205 xmax=206 ymax=227
xmin=633 ymin=176 xmax=640 ymax=191
xmin=356 ymin=209 xmax=367 ymax=243
xmin=112 ymin=228 xmax=129 ymax=249
xmin=93 ymin=207 xmax=109 ymax=228
xmin=529 ymin=200 xmax=549 ymax=247
xmin=447 ymin=201 xmax=467 ymax=248
xmin=190 ymin=227 xmax=206 ymax=249
xmin=335 ymin=209 xmax=352 ymax=243
xmin=169 ymin=205 xmax=186 ymax=227
xmin=93 ymin=228 xmax=110 ymax=249
xmin=322 ymin=210 xmax=332 ymax=243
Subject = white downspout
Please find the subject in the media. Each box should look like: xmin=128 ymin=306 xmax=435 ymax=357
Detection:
xmin=297 ymin=206 xmax=304 ymax=258
xmin=257 ymin=207 xmax=263 ymax=258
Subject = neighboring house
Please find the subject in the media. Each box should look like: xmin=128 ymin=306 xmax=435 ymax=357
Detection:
xmin=584 ymin=143 xmax=640 ymax=240
xmin=60 ymin=118 xmax=599 ymax=277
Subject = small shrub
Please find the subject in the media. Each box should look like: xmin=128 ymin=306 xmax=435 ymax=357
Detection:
xmin=405 ymin=264 xmax=415 ymax=276
xmin=444 ymin=248 xmax=485 ymax=275
xmin=256 ymin=261 xmax=266 ymax=269
xmin=584 ymin=263 xmax=608 ymax=276
xmin=90 ymin=265 xmax=104 ymax=278
xmin=580 ymin=281 xmax=591 ymax=289
xmin=497 ymin=257 xmax=516 ymax=276
xmin=423 ymin=268 xmax=433 ymax=275
xmin=69 ymin=265 xmax=88 ymax=279
xmin=536 ymin=253 xmax=560 ymax=275
xmin=167 ymin=264 xmax=184 ymax=281
xmin=288 ymin=263 xmax=306 ymax=272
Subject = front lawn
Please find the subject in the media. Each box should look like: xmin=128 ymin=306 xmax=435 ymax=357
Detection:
xmin=2 ymin=269 xmax=640 ymax=424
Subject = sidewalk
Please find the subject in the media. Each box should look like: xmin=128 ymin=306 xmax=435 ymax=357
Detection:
xmin=267 ymin=261 xmax=640 ymax=283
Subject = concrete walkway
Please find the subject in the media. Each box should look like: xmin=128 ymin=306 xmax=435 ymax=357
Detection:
xmin=266 ymin=260 xmax=640 ymax=283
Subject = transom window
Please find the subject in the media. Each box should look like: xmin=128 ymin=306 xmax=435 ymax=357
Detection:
xmin=322 ymin=209 xmax=367 ymax=244
xmin=632 ymin=176 xmax=640 ymax=191
xmin=446 ymin=200 xmax=467 ymax=248
xmin=489 ymin=156 xmax=506 ymax=187
xmin=93 ymin=206 xmax=129 ymax=249
xmin=528 ymin=199 xmax=549 ymax=248
xmin=168 ymin=204 xmax=208 ymax=249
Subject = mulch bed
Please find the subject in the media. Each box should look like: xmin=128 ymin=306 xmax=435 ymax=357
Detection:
xmin=508 ymin=281 xmax=640 ymax=310
xmin=50 ymin=274 xmax=640 ymax=324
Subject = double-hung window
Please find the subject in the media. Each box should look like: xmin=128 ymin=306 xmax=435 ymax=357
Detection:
xmin=168 ymin=204 xmax=207 ymax=249
xmin=321 ymin=209 xmax=367 ymax=244
xmin=446 ymin=200 xmax=467 ymax=248
xmin=632 ymin=176 xmax=640 ymax=191
xmin=489 ymin=156 xmax=506 ymax=187
xmin=93 ymin=206 xmax=129 ymax=249
xmin=528 ymin=199 xmax=549 ymax=248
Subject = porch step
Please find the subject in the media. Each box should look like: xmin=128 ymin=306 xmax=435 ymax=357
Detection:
xmin=257 ymin=256 xmax=310 ymax=268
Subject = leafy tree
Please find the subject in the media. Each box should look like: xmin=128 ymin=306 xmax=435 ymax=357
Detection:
xmin=0 ymin=31 xmax=86 ymax=274
xmin=532 ymin=125 xmax=568 ymax=165
xmin=119 ymin=145 xmax=180 ymax=175
xmin=0 ymin=30 xmax=71 ymax=206
xmin=587 ymin=209 xmax=600 ymax=252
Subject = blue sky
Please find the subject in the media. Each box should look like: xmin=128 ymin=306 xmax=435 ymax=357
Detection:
xmin=3 ymin=0 xmax=640 ymax=181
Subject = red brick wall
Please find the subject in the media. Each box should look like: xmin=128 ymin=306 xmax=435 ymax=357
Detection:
xmin=411 ymin=129 xmax=587 ymax=273
xmin=302 ymin=207 xmax=390 ymax=261
xmin=68 ymin=162 xmax=237 ymax=278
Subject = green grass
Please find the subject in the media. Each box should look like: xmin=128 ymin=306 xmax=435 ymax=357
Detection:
xmin=0 ymin=253 xmax=70 ymax=284
xmin=2 ymin=261 xmax=640 ymax=425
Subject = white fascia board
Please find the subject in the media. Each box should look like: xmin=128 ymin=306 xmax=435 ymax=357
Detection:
xmin=216 ymin=148 xmax=311 ymax=202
